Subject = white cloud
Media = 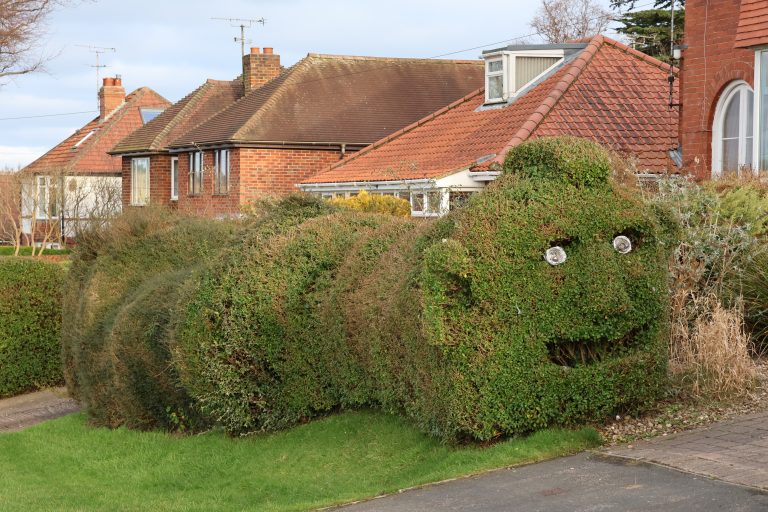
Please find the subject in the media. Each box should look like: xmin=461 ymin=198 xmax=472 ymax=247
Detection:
xmin=0 ymin=146 xmax=48 ymax=169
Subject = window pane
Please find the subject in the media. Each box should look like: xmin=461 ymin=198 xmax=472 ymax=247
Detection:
xmin=426 ymin=191 xmax=442 ymax=214
xmin=724 ymin=92 xmax=740 ymax=139
xmin=488 ymin=76 xmax=503 ymax=100
xmin=747 ymin=89 xmax=755 ymax=138
xmin=761 ymin=51 xmax=768 ymax=170
xmin=411 ymin=193 xmax=424 ymax=212
xmin=746 ymin=136 xmax=754 ymax=167
xmin=171 ymin=159 xmax=178 ymax=199
xmin=449 ymin=191 xmax=473 ymax=210
xmin=723 ymin=138 xmax=740 ymax=175
xmin=487 ymin=60 xmax=503 ymax=73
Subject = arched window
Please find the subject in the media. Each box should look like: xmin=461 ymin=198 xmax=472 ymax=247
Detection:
xmin=713 ymin=81 xmax=754 ymax=177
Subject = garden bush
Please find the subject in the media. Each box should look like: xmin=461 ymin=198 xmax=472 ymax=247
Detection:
xmin=328 ymin=190 xmax=411 ymax=216
xmin=173 ymin=136 xmax=674 ymax=441
xmin=62 ymin=197 xmax=334 ymax=430
xmin=0 ymin=258 xmax=65 ymax=397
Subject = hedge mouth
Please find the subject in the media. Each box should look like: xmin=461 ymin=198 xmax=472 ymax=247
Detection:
xmin=546 ymin=327 xmax=644 ymax=368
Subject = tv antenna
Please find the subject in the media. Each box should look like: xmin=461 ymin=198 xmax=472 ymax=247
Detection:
xmin=77 ymin=45 xmax=117 ymax=106
xmin=211 ymin=17 xmax=266 ymax=59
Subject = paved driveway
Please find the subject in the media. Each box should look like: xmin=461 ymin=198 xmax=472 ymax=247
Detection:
xmin=0 ymin=387 xmax=80 ymax=433
xmin=603 ymin=411 xmax=768 ymax=490
xmin=335 ymin=452 xmax=768 ymax=511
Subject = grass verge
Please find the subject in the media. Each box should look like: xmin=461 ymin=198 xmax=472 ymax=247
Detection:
xmin=0 ymin=246 xmax=70 ymax=256
xmin=0 ymin=411 xmax=599 ymax=512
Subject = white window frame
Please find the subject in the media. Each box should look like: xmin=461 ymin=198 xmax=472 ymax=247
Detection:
xmin=712 ymin=80 xmax=755 ymax=178
xmin=754 ymin=49 xmax=768 ymax=172
xmin=131 ymin=157 xmax=150 ymax=206
xmin=483 ymin=50 xmax=564 ymax=104
xmin=170 ymin=156 xmax=179 ymax=201
xmin=485 ymin=58 xmax=505 ymax=104
xmin=214 ymin=149 xmax=230 ymax=195
xmin=35 ymin=175 xmax=59 ymax=220
xmin=189 ymin=151 xmax=203 ymax=196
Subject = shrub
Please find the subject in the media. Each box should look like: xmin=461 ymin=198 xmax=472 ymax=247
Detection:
xmin=173 ymin=137 xmax=673 ymax=441
xmin=0 ymin=258 xmax=65 ymax=397
xmin=63 ymin=197 xmax=334 ymax=430
xmin=503 ymin=136 xmax=612 ymax=188
xmin=328 ymin=190 xmax=411 ymax=217
xmin=650 ymin=177 xmax=761 ymax=396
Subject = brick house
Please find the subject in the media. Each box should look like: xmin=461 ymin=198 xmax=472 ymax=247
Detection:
xmin=116 ymin=48 xmax=484 ymax=216
xmin=20 ymin=78 xmax=169 ymax=241
xmin=679 ymin=0 xmax=768 ymax=178
xmin=110 ymin=78 xmax=244 ymax=212
xmin=300 ymin=36 xmax=679 ymax=216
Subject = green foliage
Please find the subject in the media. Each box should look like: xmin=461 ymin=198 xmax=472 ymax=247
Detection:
xmin=329 ymin=190 xmax=411 ymax=217
xmin=69 ymin=141 xmax=672 ymax=441
xmin=503 ymin=136 xmax=612 ymax=188
xmin=738 ymin=250 xmax=768 ymax=353
xmin=62 ymin=197 xmax=334 ymax=431
xmin=610 ymin=1 xmax=684 ymax=63
xmin=714 ymin=184 xmax=768 ymax=238
xmin=0 ymin=259 xmax=64 ymax=397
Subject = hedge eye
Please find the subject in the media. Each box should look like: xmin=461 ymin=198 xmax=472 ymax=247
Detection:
xmin=613 ymin=235 xmax=632 ymax=254
xmin=545 ymin=246 xmax=567 ymax=266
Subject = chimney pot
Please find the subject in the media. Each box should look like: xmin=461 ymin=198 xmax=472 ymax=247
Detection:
xmin=263 ymin=47 xmax=274 ymax=54
xmin=98 ymin=75 xmax=126 ymax=120
xmin=242 ymin=47 xmax=280 ymax=92
xmin=113 ymin=77 xmax=122 ymax=86
xmin=250 ymin=47 xmax=260 ymax=54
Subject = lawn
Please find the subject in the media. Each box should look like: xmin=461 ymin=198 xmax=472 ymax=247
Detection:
xmin=0 ymin=246 xmax=70 ymax=256
xmin=0 ymin=411 xmax=599 ymax=512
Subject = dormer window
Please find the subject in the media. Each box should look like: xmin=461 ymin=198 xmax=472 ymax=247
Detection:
xmin=482 ymin=44 xmax=584 ymax=105
xmin=486 ymin=59 xmax=504 ymax=102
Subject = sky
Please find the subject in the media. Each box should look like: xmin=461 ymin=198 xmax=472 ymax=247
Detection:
xmin=0 ymin=0 xmax=619 ymax=169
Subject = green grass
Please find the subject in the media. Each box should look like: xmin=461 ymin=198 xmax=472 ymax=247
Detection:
xmin=0 ymin=411 xmax=599 ymax=512
xmin=0 ymin=246 xmax=70 ymax=256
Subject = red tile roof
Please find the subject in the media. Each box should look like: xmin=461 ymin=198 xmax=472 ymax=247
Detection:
xmin=24 ymin=88 xmax=170 ymax=175
xmin=111 ymin=79 xmax=243 ymax=154
xmin=301 ymin=36 xmax=678 ymax=185
xmin=170 ymin=54 xmax=484 ymax=148
xmin=735 ymin=0 xmax=768 ymax=48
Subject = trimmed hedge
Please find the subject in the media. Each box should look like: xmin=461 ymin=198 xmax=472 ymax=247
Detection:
xmin=62 ymin=197 xmax=334 ymax=430
xmin=66 ymin=137 xmax=675 ymax=441
xmin=172 ymin=137 xmax=674 ymax=440
xmin=0 ymin=259 xmax=65 ymax=397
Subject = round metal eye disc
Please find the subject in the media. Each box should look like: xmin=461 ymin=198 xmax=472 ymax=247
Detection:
xmin=613 ymin=235 xmax=632 ymax=254
xmin=545 ymin=246 xmax=567 ymax=266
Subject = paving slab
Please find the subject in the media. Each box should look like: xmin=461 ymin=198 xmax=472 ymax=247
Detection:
xmin=0 ymin=387 xmax=80 ymax=433
xmin=603 ymin=411 xmax=768 ymax=491
xmin=334 ymin=452 xmax=768 ymax=511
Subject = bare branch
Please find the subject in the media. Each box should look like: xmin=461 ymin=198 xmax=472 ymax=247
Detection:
xmin=530 ymin=0 xmax=613 ymax=44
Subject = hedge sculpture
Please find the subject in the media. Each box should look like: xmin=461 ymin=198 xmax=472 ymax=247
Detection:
xmin=65 ymin=137 xmax=675 ymax=441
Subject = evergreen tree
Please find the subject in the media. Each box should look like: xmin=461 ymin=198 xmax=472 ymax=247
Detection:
xmin=611 ymin=0 xmax=685 ymax=62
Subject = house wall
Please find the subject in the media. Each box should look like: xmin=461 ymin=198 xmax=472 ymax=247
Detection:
xmin=680 ymin=0 xmax=754 ymax=178
xmin=175 ymin=150 xmax=241 ymax=217
xmin=236 ymin=147 xmax=343 ymax=208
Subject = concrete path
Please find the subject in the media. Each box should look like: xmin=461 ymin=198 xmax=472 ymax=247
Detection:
xmin=0 ymin=387 xmax=80 ymax=433
xmin=336 ymin=452 xmax=768 ymax=511
xmin=603 ymin=411 xmax=768 ymax=491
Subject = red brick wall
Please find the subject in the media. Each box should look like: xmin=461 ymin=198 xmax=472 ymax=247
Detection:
xmin=123 ymin=147 xmax=345 ymax=217
xmin=175 ymin=151 xmax=241 ymax=217
xmin=237 ymin=147 xmax=342 ymax=207
xmin=122 ymin=154 xmax=173 ymax=207
xmin=680 ymin=0 xmax=755 ymax=178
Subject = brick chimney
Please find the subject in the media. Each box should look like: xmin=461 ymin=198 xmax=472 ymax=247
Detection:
xmin=98 ymin=76 xmax=125 ymax=120
xmin=242 ymin=47 xmax=281 ymax=92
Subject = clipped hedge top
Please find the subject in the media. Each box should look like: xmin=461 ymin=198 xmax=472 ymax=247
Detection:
xmin=503 ymin=136 xmax=612 ymax=188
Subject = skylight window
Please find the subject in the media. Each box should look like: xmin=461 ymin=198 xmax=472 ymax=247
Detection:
xmin=73 ymin=129 xmax=96 ymax=148
xmin=140 ymin=108 xmax=164 ymax=124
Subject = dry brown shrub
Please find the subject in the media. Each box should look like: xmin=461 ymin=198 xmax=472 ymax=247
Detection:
xmin=670 ymin=293 xmax=758 ymax=400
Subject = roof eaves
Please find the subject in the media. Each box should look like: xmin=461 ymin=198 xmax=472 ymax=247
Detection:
xmin=147 ymin=81 xmax=217 ymax=151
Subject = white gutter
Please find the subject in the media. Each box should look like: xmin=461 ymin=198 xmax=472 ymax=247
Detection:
xmin=297 ymin=177 xmax=436 ymax=192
